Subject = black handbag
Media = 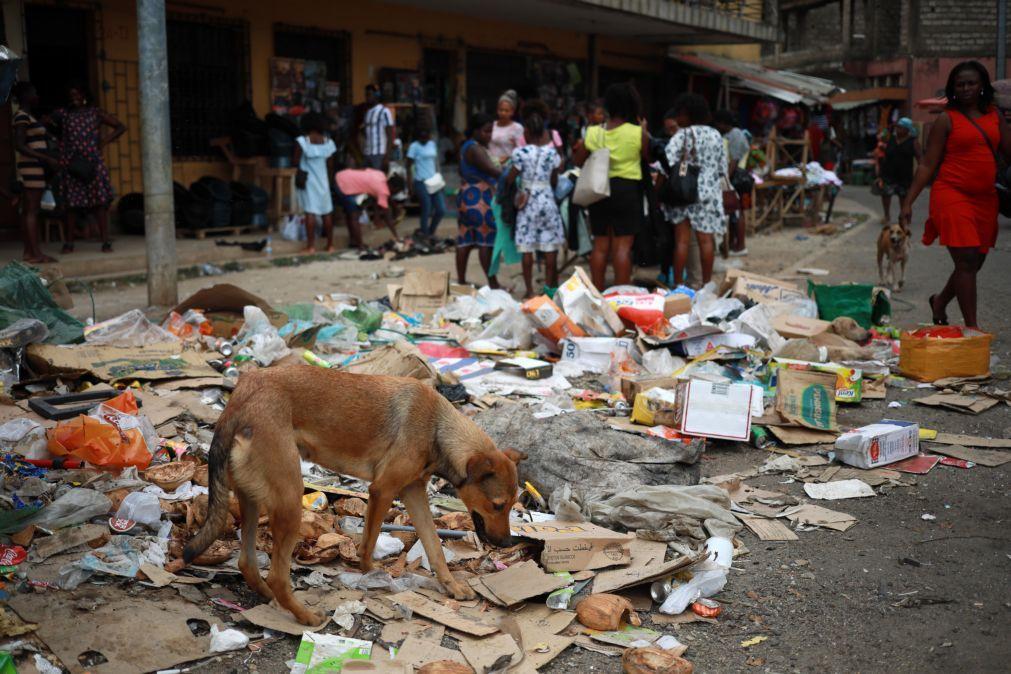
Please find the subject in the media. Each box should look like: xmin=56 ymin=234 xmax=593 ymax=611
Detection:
xmin=659 ymin=128 xmax=699 ymax=207
xmin=730 ymin=166 xmax=754 ymax=195
xmin=67 ymin=155 xmax=95 ymax=183
xmin=295 ymin=169 xmax=308 ymax=190
xmin=959 ymin=110 xmax=1011 ymax=217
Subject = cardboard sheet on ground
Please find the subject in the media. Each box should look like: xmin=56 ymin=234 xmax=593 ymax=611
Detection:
xmin=511 ymin=521 xmax=633 ymax=572
xmin=340 ymin=341 xmax=438 ymax=385
xmin=27 ymin=343 xmax=217 ymax=382
xmin=593 ymin=554 xmax=700 ymax=594
xmin=28 ymin=523 xmax=105 ymax=562
xmin=379 ymin=619 xmax=445 ymax=646
xmin=780 ymin=504 xmax=856 ymax=531
xmin=929 ymin=432 xmax=1011 ymax=448
xmin=738 ymin=514 xmax=799 ymax=541
xmin=469 ymin=559 xmax=570 ymax=606
xmin=388 ymin=270 xmax=450 ymax=319
xmin=627 ymin=538 xmax=669 ymax=569
xmin=238 ymin=602 xmax=328 ymax=636
xmin=914 ymin=392 xmax=999 ymax=415
xmin=804 ymin=479 xmax=875 ymax=500
xmin=767 ymin=425 xmax=839 ymax=445
xmin=459 ymin=633 xmax=524 ymax=673
xmin=393 ymin=636 xmax=469 ymax=669
xmin=387 ymin=591 xmax=498 ymax=636
xmin=927 ymin=444 xmax=1011 ymax=467
xmin=10 ymin=587 xmax=222 ymax=674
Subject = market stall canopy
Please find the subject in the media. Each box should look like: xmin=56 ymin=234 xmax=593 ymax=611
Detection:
xmin=829 ymin=87 xmax=908 ymax=111
xmin=668 ymin=51 xmax=841 ymax=104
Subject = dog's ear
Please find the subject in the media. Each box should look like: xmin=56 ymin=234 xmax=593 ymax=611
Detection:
xmin=502 ymin=448 xmax=527 ymax=464
xmin=466 ymin=455 xmax=494 ymax=483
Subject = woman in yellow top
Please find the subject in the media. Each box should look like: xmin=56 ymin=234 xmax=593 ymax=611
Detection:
xmin=572 ymin=83 xmax=650 ymax=289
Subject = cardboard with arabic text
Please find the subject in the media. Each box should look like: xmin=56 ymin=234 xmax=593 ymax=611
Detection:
xmin=511 ymin=521 xmax=633 ymax=572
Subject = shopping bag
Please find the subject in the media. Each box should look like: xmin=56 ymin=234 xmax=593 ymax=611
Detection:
xmin=573 ymin=128 xmax=610 ymax=207
xmin=899 ymin=326 xmax=992 ymax=382
xmin=807 ymin=281 xmax=891 ymax=328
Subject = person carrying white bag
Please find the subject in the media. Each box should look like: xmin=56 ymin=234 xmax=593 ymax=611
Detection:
xmin=572 ymin=83 xmax=650 ymax=290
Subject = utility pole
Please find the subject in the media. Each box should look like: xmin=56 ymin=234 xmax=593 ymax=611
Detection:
xmin=137 ymin=0 xmax=178 ymax=307
xmin=998 ymin=0 xmax=1007 ymax=79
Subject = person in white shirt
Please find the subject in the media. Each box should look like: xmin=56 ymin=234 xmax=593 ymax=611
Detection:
xmin=361 ymin=84 xmax=394 ymax=170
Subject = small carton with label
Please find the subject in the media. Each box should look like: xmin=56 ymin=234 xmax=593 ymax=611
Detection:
xmin=834 ymin=419 xmax=919 ymax=469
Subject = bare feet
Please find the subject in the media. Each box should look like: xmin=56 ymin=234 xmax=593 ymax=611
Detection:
xmin=299 ymin=247 xmax=315 ymax=255
xmin=325 ymin=246 xmax=336 ymax=253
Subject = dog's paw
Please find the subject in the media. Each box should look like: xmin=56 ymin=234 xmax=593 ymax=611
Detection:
xmin=300 ymin=610 xmax=327 ymax=627
xmin=445 ymin=578 xmax=477 ymax=601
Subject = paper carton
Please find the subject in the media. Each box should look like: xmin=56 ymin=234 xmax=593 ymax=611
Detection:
xmin=664 ymin=293 xmax=693 ymax=318
xmin=556 ymin=268 xmax=625 ymax=336
xmin=774 ymin=368 xmax=838 ymax=431
xmin=620 ymin=375 xmax=678 ymax=404
xmin=768 ymin=357 xmax=863 ymax=403
xmin=630 ymin=386 xmax=679 ymax=426
xmin=720 ymin=269 xmax=799 ymax=296
xmin=834 ymin=419 xmax=919 ymax=469
xmin=732 ymin=277 xmax=809 ymax=305
xmin=521 ymin=296 xmax=586 ymax=345
xmin=672 ymin=380 xmax=755 ymax=441
xmin=511 ymin=520 xmax=633 ymax=572
xmin=291 ymin=633 xmax=372 ymax=674
xmin=558 ymin=336 xmax=636 ymax=373
xmin=771 ymin=314 xmax=831 ymax=339
xmin=388 ymin=270 xmax=450 ymax=319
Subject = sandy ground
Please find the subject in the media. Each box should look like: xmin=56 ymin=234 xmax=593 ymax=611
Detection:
xmin=56 ymin=187 xmax=1011 ymax=673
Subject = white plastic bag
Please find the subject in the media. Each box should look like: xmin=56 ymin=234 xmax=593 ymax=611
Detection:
xmin=659 ymin=568 xmax=727 ymax=615
xmin=115 ymin=491 xmax=162 ymax=528
xmin=209 ymin=625 xmax=250 ymax=653
xmin=572 ymin=130 xmax=610 ymax=206
xmin=280 ymin=214 xmax=306 ymax=241
xmin=473 ymin=306 xmax=535 ymax=350
xmin=84 ymin=309 xmax=178 ymax=347
xmin=371 ymin=532 xmax=405 ymax=560
xmin=30 ymin=488 xmax=111 ymax=530
xmin=235 ymin=306 xmax=290 ymax=366
xmin=641 ymin=349 xmax=686 ymax=376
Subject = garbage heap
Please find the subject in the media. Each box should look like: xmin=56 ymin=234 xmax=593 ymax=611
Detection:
xmin=0 ymin=259 xmax=1004 ymax=674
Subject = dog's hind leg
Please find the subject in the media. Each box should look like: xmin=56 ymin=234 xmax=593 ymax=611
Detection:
xmin=359 ymin=477 xmax=397 ymax=572
xmin=237 ymin=491 xmax=272 ymax=600
xmin=400 ymin=479 xmax=476 ymax=601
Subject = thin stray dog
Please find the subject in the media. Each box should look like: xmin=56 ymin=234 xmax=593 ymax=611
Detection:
xmin=181 ymin=366 xmax=525 ymax=626
xmin=877 ymin=222 xmax=910 ymax=291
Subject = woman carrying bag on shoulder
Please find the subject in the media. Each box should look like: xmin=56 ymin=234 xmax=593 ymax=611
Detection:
xmin=572 ymin=82 xmax=649 ymax=290
xmin=663 ymin=93 xmax=727 ymax=287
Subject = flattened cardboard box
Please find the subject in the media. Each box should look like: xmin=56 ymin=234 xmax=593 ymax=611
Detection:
xmin=27 ymin=343 xmax=218 ymax=382
xmin=511 ymin=521 xmax=633 ymax=572
xmin=388 ymin=269 xmax=450 ymax=319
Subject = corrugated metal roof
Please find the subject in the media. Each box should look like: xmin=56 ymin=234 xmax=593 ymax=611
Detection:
xmin=668 ymin=51 xmax=842 ymax=105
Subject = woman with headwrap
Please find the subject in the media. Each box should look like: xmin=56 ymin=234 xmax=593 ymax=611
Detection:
xmin=489 ymin=89 xmax=525 ymax=164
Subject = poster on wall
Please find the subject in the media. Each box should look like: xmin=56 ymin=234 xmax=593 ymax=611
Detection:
xmin=270 ymin=58 xmax=340 ymax=118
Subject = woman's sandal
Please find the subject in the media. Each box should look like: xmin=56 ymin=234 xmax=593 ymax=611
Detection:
xmin=929 ymin=295 xmax=948 ymax=325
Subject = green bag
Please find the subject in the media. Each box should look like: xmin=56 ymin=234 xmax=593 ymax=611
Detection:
xmin=0 ymin=262 xmax=83 ymax=344
xmin=807 ymin=281 xmax=891 ymax=329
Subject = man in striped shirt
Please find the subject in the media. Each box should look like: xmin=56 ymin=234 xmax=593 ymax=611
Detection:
xmin=361 ymin=84 xmax=394 ymax=170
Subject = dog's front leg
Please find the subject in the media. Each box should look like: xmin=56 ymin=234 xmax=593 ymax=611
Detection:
xmin=359 ymin=482 xmax=396 ymax=572
xmin=400 ymin=480 xmax=476 ymax=601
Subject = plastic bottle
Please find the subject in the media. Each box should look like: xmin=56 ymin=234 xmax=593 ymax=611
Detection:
xmin=265 ymin=235 xmax=273 ymax=259
xmin=658 ymin=568 xmax=727 ymax=615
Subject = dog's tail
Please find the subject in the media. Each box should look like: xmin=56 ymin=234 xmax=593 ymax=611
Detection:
xmin=183 ymin=418 xmax=236 ymax=564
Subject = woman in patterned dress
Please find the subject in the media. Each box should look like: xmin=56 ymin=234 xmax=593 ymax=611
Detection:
xmin=664 ymin=93 xmax=728 ymax=286
xmin=506 ymin=107 xmax=564 ymax=298
xmin=457 ymin=113 xmax=503 ymax=288
xmin=54 ymin=82 xmax=125 ymax=253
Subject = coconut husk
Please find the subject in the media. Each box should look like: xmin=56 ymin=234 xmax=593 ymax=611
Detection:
xmin=622 ymin=647 xmax=694 ymax=674
xmin=192 ymin=463 xmax=209 ymax=487
xmin=576 ymin=594 xmax=641 ymax=632
xmin=143 ymin=462 xmax=196 ymax=491
xmin=300 ymin=511 xmax=336 ymax=541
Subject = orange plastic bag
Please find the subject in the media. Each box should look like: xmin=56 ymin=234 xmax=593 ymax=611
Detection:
xmin=46 ymin=390 xmax=152 ymax=469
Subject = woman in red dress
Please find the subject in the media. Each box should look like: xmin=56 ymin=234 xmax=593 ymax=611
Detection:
xmin=900 ymin=61 xmax=1011 ymax=328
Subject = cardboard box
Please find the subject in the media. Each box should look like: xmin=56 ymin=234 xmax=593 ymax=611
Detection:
xmin=620 ymin=375 xmax=677 ymax=404
xmin=521 ymin=296 xmax=586 ymax=345
xmin=630 ymin=386 xmax=679 ymax=426
xmin=664 ymin=293 xmax=693 ymax=318
xmin=558 ymin=336 xmax=636 ymax=373
xmin=26 ymin=343 xmax=219 ymax=383
xmin=899 ymin=328 xmax=992 ymax=382
xmin=556 ymin=268 xmax=625 ymax=336
xmin=732 ymin=276 xmax=809 ymax=306
xmin=774 ymin=368 xmax=838 ymax=431
xmin=388 ymin=270 xmax=450 ymax=319
xmin=768 ymin=357 xmax=863 ymax=403
xmin=720 ymin=269 xmax=799 ymax=296
xmin=771 ymin=314 xmax=831 ymax=339
xmin=834 ymin=419 xmax=919 ymax=469
xmin=511 ymin=520 xmax=633 ymax=572
xmin=672 ymin=380 xmax=756 ymax=441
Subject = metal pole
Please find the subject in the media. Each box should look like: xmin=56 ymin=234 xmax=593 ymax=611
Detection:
xmin=137 ymin=0 xmax=178 ymax=307
xmin=998 ymin=0 xmax=1007 ymax=80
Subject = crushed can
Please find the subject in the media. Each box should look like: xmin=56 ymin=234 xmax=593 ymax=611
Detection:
xmin=691 ymin=597 xmax=722 ymax=618
xmin=751 ymin=426 xmax=775 ymax=449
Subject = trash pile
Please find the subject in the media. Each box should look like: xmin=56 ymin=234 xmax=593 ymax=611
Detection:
xmin=0 ymin=259 xmax=1007 ymax=673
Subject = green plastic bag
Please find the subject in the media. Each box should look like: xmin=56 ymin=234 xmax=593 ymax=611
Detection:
xmin=807 ymin=281 xmax=891 ymax=328
xmin=489 ymin=196 xmax=521 ymax=279
xmin=0 ymin=262 xmax=83 ymax=344
xmin=340 ymin=302 xmax=383 ymax=338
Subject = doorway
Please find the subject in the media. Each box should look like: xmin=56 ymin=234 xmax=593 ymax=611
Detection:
xmin=422 ymin=48 xmax=456 ymax=133
xmin=24 ymin=4 xmax=96 ymax=112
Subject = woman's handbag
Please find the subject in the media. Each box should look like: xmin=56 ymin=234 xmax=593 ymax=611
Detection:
xmin=721 ymin=175 xmax=741 ymax=213
xmin=659 ymin=128 xmax=699 ymax=207
xmin=423 ymin=172 xmax=446 ymax=194
xmin=572 ymin=126 xmax=611 ymax=207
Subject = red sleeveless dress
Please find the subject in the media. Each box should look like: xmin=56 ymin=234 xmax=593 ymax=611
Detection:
xmin=924 ymin=108 xmax=1000 ymax=252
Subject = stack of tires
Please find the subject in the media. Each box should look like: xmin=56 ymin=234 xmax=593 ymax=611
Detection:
xmin=231 ymin=181 xmax=269 ymax=228
xmin=190 ymin=177 xmax=232 ymax=229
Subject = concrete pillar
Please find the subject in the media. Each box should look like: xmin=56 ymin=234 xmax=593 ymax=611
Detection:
xmin=137 ymin=0 xmax=178 ymax=307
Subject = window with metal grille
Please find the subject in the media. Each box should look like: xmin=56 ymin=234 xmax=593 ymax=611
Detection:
xmin=167 ymin=14 xmax=249 ymax=157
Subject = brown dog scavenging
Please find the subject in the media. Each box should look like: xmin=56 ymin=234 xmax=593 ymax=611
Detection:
xmin=180 ymin=366 xmax=525 ymax=626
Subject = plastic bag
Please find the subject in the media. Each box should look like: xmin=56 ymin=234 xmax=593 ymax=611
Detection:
xmin=48 ymin=416 xmax=152 ymax=469
xmin=84 ymin=309 xmax=178 ymax=346
xmin=372 ymin=532 xmax=405 ymax=560
xmin=474 ymin=306 xmax=535 ymax=350
xmin=0 ymin=261 xmax=83 ymax=344
xmin=658 ymin=568 xmax=727 ymax=615
xmin=29 ymin=488 xmax=111 ymax=530
xmin=280 ymin=214 xmax=306 ymax=241
xmin=0 ymin=418 xmax=50 ymax=460
xmin=115 ymin=491 xmax=163 ymax=528
xmin=641 ymin=349 xmax=685 ymax=376
xmin=162 ymin=309 xmax=212 ymax=340
xmin=235 ymin=306 xmax=290 ymax=365
xmin=340 ymin=302 xmax=384 ymax=338
xmin=209 ymin=625 xmax=250 ymax=653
